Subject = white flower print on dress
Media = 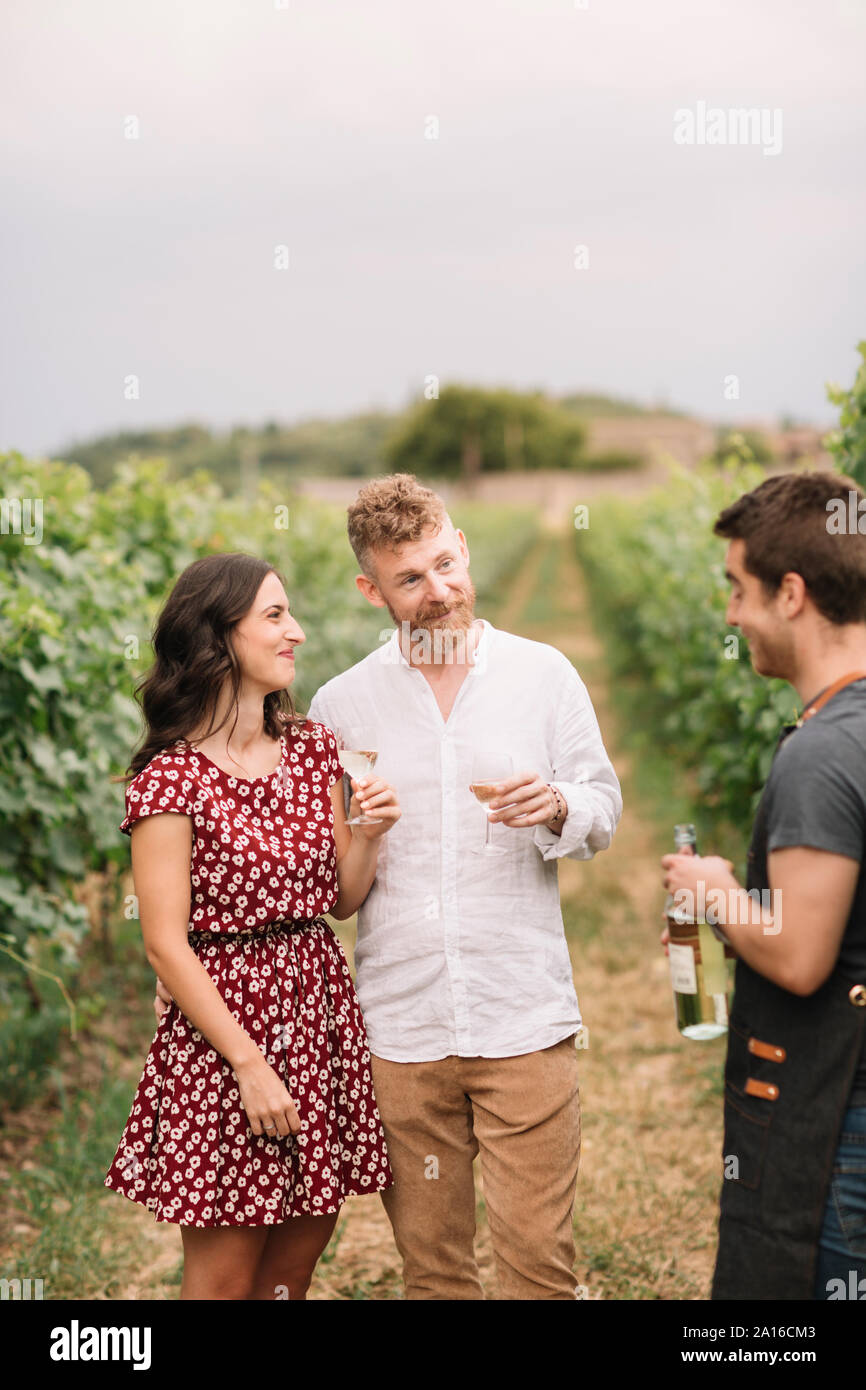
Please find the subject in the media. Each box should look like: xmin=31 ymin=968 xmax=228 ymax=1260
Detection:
xmin=104 ymin=723 xmax=392 ymax=1226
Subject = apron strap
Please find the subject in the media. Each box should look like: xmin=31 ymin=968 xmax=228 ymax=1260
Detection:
xmin=796 ymin=670 xmax=866 ymax=726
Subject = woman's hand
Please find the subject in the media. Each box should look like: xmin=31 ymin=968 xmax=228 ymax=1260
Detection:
xmin=234 ymin=1054 xmax=303 ymax=1138
xmin=348 ymin=776 xmax=401 ymax=840
xmin=151 ymin=967 xmax=301 ymax=1136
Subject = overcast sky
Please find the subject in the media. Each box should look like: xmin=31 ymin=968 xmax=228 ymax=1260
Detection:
xmin=2 ymin=0 xmax=864 ymax=457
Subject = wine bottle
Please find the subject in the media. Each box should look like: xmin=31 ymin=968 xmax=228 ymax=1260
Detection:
xmin=665 ymin=823 xmax=730 ymax=1041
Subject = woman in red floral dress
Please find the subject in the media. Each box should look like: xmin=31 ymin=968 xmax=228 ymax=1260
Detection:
xmin=104 ymin=552 xmax=398 ymax=1299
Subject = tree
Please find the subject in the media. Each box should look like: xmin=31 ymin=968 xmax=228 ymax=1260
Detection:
xmin=384 ymin=385 xmax=587 ymax=479
xmin=710 ymin=429 xmax=773 ymax=468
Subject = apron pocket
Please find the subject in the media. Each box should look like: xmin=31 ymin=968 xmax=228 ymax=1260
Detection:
xmin=723 ymin=1086 xmax=771 ymax=1191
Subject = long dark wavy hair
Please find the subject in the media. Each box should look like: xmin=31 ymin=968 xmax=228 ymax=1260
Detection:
xmin=127 ymin=552 xmax=308 ymax=779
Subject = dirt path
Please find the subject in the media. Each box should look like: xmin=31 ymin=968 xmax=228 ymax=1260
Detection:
xmin=526 ymin=528 xmax=723 ymax=1299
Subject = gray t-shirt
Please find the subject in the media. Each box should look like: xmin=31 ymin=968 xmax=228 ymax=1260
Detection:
xmin=758 ymin=679 xmax=866 ymax=1105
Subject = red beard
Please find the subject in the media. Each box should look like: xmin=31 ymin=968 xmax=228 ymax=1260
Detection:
xmin=390 ymin=580 xmax=477 ymax=633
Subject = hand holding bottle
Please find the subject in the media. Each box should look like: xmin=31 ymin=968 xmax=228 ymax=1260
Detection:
xmin=661 ymin=823 xmax=732 ymax=1041
xmin=659 ymin=841 xmax=694 ymax=955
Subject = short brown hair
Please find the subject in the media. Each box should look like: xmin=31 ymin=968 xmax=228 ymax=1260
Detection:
xmin=347 ymin=473 xmax=450 ymax=577
xmin=714 ymin=470 xmax=866 ymax=624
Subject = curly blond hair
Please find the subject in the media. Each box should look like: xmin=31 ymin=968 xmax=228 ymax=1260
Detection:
xmin=347 ymin=473 xmax=450 ymax=577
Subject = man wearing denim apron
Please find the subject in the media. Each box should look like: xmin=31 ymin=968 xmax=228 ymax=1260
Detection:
xmin=662 ymin=470 xmax=866 ymax=1300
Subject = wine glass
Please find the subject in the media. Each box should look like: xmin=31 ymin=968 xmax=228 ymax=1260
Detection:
xmin=334 ymin=725 xmax=382 ymax=826
xmin=469 ymin=753 xmax=513 ymax=856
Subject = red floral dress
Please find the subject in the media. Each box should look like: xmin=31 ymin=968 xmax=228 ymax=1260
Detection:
xmin=104 ymin=721 xmax=393 ymax=1226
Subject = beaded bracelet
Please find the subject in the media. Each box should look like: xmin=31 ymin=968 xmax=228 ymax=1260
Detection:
xmin=547 ymin=783 xmax=566 ymax=828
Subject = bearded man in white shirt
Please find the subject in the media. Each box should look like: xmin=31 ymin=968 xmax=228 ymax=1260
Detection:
xmin=306 ymin=472 xmax=622 ymax=1300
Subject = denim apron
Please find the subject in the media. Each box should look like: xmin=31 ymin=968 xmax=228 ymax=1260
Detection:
xmin=712 ymin=674 xmax=866 ymax=1300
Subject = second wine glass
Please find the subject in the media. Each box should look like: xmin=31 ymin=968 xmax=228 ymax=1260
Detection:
xmin=469 ymin=753 xmax=513 ymax=856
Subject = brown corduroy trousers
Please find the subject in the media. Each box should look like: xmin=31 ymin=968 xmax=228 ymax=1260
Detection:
xmin=370 ymin=1033 xmax=581 ymax=1300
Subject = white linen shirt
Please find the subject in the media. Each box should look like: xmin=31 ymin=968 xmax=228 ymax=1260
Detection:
xmin=308 ymin=618 xmax=622 ymax=1062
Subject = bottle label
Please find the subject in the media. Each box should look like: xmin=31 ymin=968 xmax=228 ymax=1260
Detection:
xmin=669 ymin=942 xmax=698 ymax=995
